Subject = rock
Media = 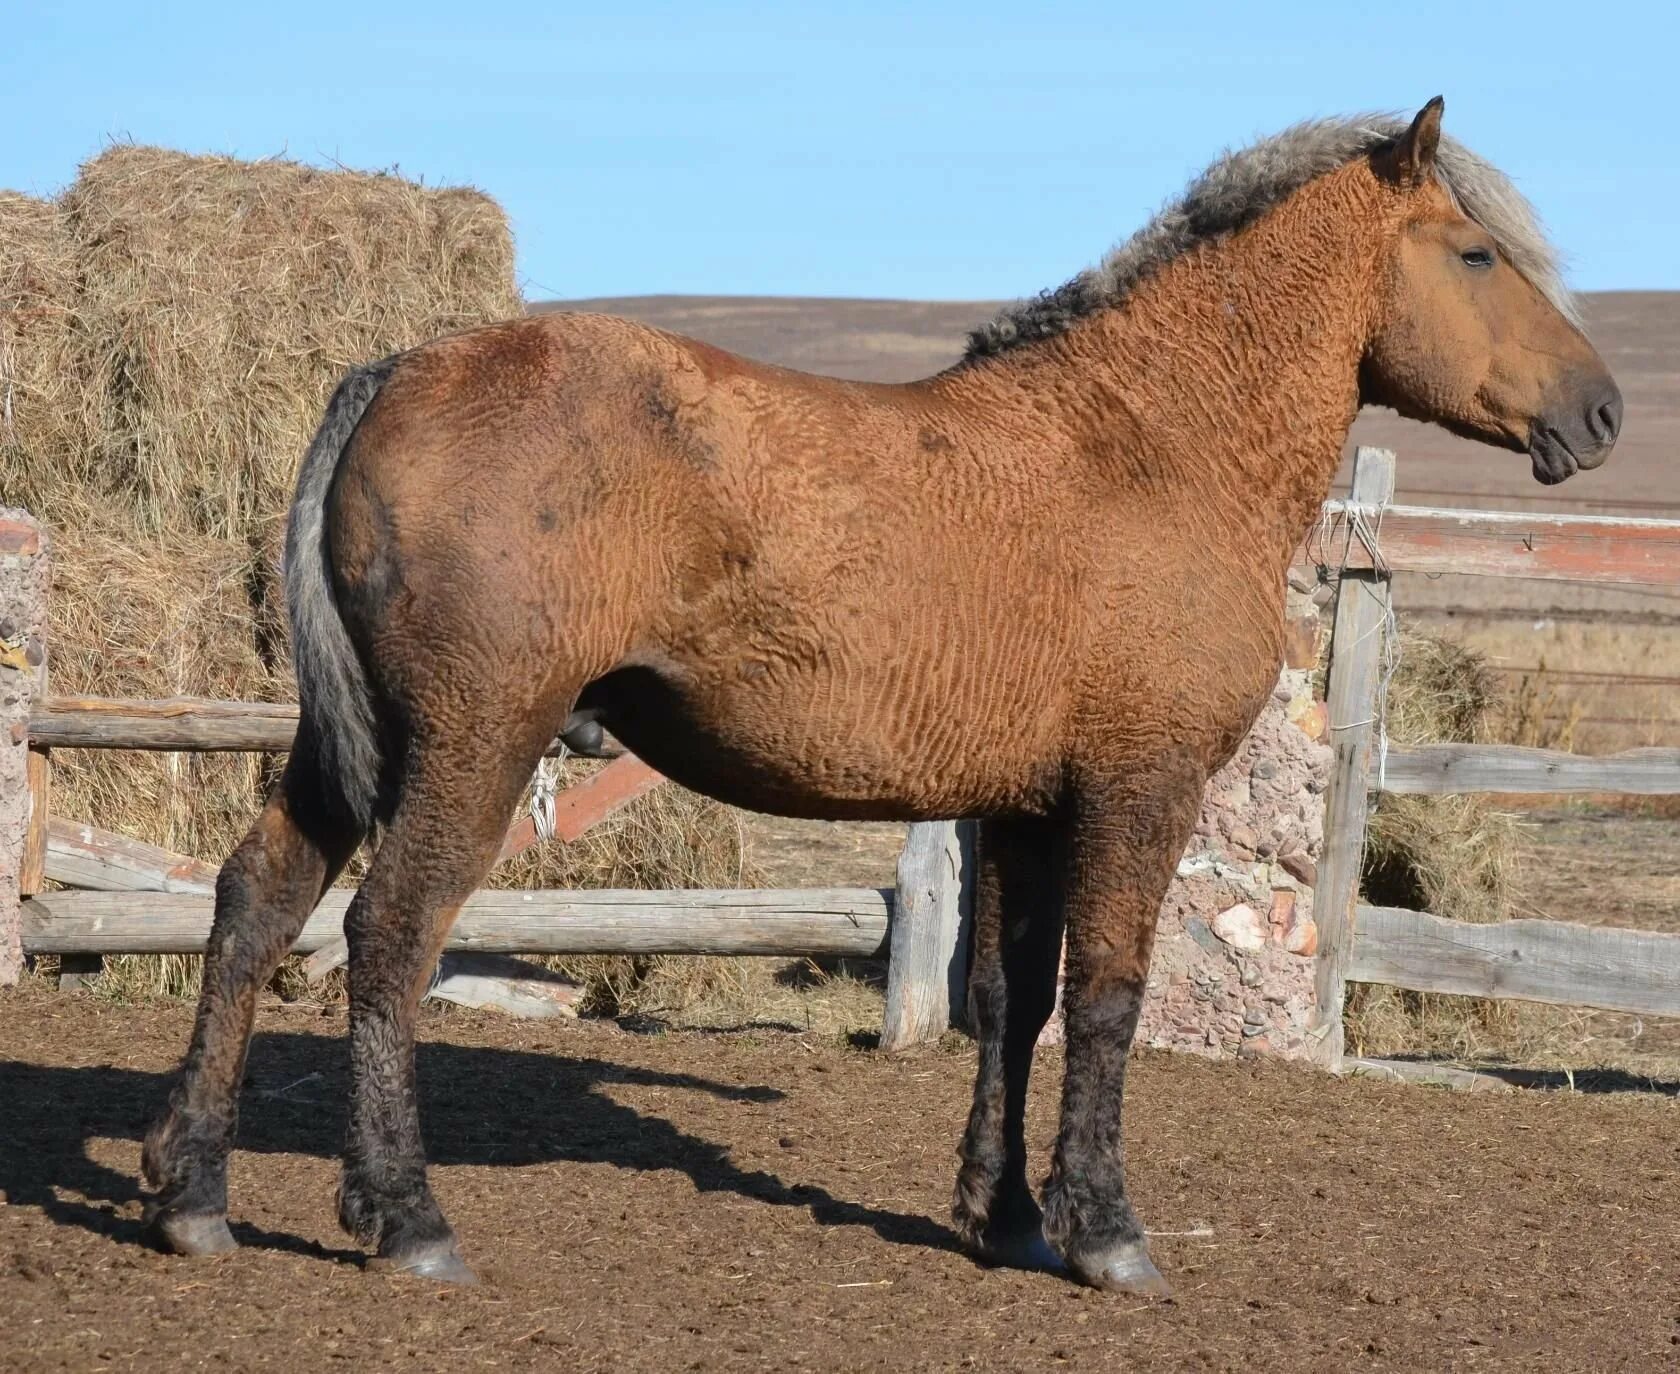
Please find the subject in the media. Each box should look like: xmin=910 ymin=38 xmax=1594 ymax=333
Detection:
xmin=1279 ymin=852 xmax=1318 ymax=888
xmin=1228 ymin=824 xmax=1260 ymax=858
xmin=1287 ymin=698 xmax=1328 ymax=741
xmin=1267 ymin=889 xmax=1297 ymax=940
xmin=1211 ymin=903 xmax=1265 ymax=952
xmin=1239 ymin=961 xmax=1263 ymax=988
xmin=1185 ymin=916 xmax=1225 ymax=957
xmin=1284 ymin=916 xmax=1318 ymax=957
xmin=1214 ymin=780 xmax=1252 ymax=811
xmin=1251 ymin=758 xmax=1279 ymax=782
xmin=1283 ymin=615 xmax=1320 ymax=669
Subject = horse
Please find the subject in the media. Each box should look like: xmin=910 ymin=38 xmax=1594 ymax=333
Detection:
xmin=141 ymin=98 xmax=1621 ymax=1294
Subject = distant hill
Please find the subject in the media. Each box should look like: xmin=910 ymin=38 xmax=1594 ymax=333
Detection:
xmin=537 ymin=292 xmax=1680 ymax=518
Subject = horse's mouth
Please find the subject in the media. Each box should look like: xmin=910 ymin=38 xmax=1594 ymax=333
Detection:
xmin=1529 ymin=426 xmax=1588 ymax=486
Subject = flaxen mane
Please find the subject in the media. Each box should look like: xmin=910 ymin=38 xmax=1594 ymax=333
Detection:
xmin=966 ymin=113 xmax=1577 ymax=358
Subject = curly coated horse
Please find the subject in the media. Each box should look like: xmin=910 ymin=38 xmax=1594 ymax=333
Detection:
xmin=144 ymin=98 xmax=1621 ymax=1293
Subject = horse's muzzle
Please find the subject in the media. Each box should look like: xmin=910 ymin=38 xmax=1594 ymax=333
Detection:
xmin=1530 ymin=380 xmax=1622 ymax=485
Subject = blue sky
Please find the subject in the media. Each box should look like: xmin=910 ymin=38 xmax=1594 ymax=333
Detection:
xmin=5 ymin=2 xmax=1673 ymax=301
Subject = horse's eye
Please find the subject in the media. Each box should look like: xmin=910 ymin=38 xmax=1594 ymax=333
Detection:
xmin=1461 ymin=247 xmax=1495 ymax=269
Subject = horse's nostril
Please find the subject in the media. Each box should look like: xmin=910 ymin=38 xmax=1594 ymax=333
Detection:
xmin=1592 ymin=392 xmax=1624 ymax=445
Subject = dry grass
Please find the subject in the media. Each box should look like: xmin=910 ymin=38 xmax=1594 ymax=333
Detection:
xmin=0 ymin=193 xmax=91 ymax=501
xmin=1340 ymin=625 xmax=1586 ymax=1061
xmin=1440 ymin=616 xmax=1680 ymax=754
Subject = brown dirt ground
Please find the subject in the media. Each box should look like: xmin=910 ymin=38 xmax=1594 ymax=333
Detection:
xmin=3 ymin=984 xmax=1678 ymax=1372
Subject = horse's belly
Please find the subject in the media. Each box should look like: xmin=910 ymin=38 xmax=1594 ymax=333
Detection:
xmin=581 ymin=657 xmax=1058 ymax=821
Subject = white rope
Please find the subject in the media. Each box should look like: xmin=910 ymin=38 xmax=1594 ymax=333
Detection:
xmin=1310 ymin=498 xmax=1402 ymax=790
xmin=530 ymin=747 xmax=567 ymax=843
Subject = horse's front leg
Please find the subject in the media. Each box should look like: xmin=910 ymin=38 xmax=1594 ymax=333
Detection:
xmin=1041 ymin=758 xmax=1204 ymax=1295
xmin=952 ymin=813 xmax=1067 ymax=1270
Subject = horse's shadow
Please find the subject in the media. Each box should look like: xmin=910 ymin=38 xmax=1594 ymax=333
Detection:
xmin=0 ymin=1026 xmax=961 ymax=1264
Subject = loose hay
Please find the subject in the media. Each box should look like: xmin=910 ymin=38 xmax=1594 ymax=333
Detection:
xmin=0 ymin=193 xmax=93 ymax=510
xmin=3 ymin=147 xmax=751 ymax=1005
xmin=1341 ymin=627 xmax=1557 ymax=1062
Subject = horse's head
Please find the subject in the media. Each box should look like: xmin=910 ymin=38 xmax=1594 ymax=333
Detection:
xmin=1361 ymin=98 xmax=1621 ymax=485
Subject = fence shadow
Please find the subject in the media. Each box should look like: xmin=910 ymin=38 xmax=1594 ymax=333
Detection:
xmin=1370 ymin=1055 xmax=1680 ymax=1096
xmin=0 ymin=1029 xmax=960 ymax=1263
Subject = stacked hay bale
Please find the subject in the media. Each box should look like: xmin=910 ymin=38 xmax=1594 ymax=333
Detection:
xmin=1343 ymin=628 xmax=1532 ymax=1059
xmin=2 ymin=148 xmax=747 ymax=998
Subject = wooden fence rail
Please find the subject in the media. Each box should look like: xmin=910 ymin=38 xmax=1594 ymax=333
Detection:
xmin=1309 ymin=446 xmax=1680 ymax=1076
xmin=1295 ymin=502 xmax=1680 ymax=586
xmin=21 ymin=887 xmax=894 ymax=958
xmin=1348 ymin=905 xmax=1680 ymax=1020
xmin=1378 ymin=744 xmax=1680 ymax=796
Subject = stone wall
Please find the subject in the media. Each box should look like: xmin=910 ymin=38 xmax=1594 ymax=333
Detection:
xmin=0 ymin=509 xmax=48 ymax=984
xmin=1040 ymin=575 xmax=1332 ymax=1060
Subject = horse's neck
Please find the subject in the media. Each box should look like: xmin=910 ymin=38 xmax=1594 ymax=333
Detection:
xmin=992 ymin=170 xmax=1388 ymax=561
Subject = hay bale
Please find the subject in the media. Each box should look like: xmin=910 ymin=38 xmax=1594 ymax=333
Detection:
xmin=1345 ymin=626 xmax=1537 ymax=1060
xmin=46 ymin=522 xmax=279 ymax=867
xmin=0 ymin=193 xmax=93 ymax=514
xmin=54 ymin=145 xmax=523 ymax=555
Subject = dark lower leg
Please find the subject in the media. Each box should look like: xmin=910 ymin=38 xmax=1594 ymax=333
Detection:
xmin=335 ymin=886 xmax=466 ymax=1269
xmin=1040 ymin=768 xmax=1201 ymax=1294
xmin=335 ymin=722 xmax=548 ymax=1279
xmin=953 ymin=815 xmax=1065 ymax=1263
xmin=1042 ymin=967 xmax=1155 ymax=1287
xmin=144 ymin=760 xmax=359 ymax=1251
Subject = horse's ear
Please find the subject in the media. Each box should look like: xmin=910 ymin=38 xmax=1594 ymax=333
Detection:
xmin=1392 ymin=96 xmax=1444 ymax=188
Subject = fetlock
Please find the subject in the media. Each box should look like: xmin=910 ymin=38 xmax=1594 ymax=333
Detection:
xmin=142 ymin=1104 xmax=232 ymax=1219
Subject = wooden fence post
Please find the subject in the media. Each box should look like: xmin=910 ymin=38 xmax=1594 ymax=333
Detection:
xmin=1309 ymin=447 xmax=1395 ymax=1071
xmin=881 ymin=819 xmax=976 ymax=1051
xmin=1 ymin=512 xmax=47 ymax=985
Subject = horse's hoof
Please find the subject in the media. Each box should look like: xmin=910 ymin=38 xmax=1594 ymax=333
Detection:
xmin=152 ymin=1211 xmax=238 ymax=1258
xmin=975 ymin=1227 xmax=1066 ymax=1274
xmin=1069 ymin=1241 xmax=1172 ymax=1297
xmin=373 ymin=1243 xmax=479 ymax=1286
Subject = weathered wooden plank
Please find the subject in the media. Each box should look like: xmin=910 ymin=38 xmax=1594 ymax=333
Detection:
xmin=1380 ymin=743 xmax=1680 ymax=796
xmin=57 ymin=953 xmax=104 ymax=992
xmin=1297 ymin=503 xmax=1680 ymax=587
xmin=301 ymin=939 xmax=350 ymax=984
xmin=21 ymin=887 xmax=893 ymax=957
xmin=29 ymin=695 xmax=601 ymax=760
xmin=30 ymin=696 xmax=299 ymax=751
xmin=881 ymin=820 xmax=976 ymax=1051
xmin=45 ymin=817 xmax=219 ymax=894
xmin=20 ymin=749 xmax=49 ymax=895
xmin=495 ymin=754 xmax=666 ymax=862
xmin=1345 ymin=1057 xmax=1514 ymax=1093
xmin=1308 ymin=447 xmax=1395 ymax=1072
xmin=426 ymin=953 xmax=584 ymax=1018
xmin=1348 ymin=904 xmax=1680 ymax=1019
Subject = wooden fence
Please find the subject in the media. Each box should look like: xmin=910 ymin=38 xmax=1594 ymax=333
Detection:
xmin=6 ymin=560 xmax=974 ymax=1046
xmin=8 ymin=449 xmax=1680 ymax=1070
xmin=1304 ymin=448 xmax=1680 ymax=1075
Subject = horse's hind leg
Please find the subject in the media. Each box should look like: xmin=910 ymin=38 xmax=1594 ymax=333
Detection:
xmin=952 ymin=813 xmax=1066 ymax=1271
xmin=143 ymin=735 xmax=363 ymax=1255
xmin=334 ymin=704 xmax=558 ymax=1284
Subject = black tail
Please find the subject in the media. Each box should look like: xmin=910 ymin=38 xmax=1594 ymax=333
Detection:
xmin=282 ymin=356 xmax=398 ymax=829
